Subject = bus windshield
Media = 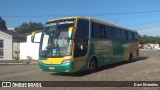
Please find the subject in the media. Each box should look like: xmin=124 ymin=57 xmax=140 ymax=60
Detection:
xmin=39 ymin=19 xmax=75 ymax=57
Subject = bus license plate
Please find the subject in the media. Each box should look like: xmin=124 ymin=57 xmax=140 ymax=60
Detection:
xmin=49 ymin=67 xmax=55 ymax=70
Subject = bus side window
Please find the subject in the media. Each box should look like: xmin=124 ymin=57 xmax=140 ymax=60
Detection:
xmin=132 ymin=32 xmax=135 ymax=41
xmin=76 ymin=20 xmax=89 ymax=39
xmin=92 ymin=23 xmax=100 ymax=39
xmin=100 ymin=25 xmax=105 ymax=38
xmin=134 ymin=32 xmax=138 ymax=41
xmin=127 ymin=31 xmax=132 ymax=41
xmin=105 ymin=26 xmax=112 ymax=39
xmin=119 ymin=29 xmax=122 ymax=39
xmin=113 ymin=28 xmax=121 ymax=39
xmin=121 ymin=30 xmax=127 ymax=40
xmin=126 ymin=31 xmax=128 ymax=40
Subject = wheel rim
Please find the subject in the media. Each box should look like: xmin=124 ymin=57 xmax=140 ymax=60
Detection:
xmin=129 ymin=54 xmax=133 ymax=61
xmin=89 ymin=60 xmax=96 ymax=71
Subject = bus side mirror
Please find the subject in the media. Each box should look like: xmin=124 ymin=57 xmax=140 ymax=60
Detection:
xmin=68 ymin=27 xmax=76 ymax=39
xmin=31 ymin=31 xmax=41 ymax=43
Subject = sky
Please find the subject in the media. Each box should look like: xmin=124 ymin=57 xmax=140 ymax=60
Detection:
xmin=1 ymin=0 xmax=160 ymax=36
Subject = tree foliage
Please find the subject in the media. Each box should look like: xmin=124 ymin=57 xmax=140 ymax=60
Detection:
xmin=139 ymin=35 xmax=160 ymax=44
xmin=0 ymin=17 xmax=7 ymax=30
xmin=15 ymin=22 xmax=43 ymax=34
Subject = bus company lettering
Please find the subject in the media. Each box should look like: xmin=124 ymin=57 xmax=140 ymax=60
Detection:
xmin=46 ymin=20 xmax=75 ymax=27
xmin=58 ymin=20 xmax=75 ymax=25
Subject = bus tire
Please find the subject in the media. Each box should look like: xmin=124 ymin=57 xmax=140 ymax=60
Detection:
xmin=89 ymin=57 xmax=98 ymax=73
xmin=128 ymin=53 xmax=133 ymax=62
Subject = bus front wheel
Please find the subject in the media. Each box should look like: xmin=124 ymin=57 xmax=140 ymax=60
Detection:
xmin=89 ymin=58 xmax=97 ymax=73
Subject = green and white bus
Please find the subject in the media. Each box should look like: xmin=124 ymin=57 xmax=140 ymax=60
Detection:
xmin=32 ymin=17 xmax=139 ymax=73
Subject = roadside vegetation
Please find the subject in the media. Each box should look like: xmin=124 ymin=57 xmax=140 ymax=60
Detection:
xmin=139 ymin=35 xmax=160 ymax=44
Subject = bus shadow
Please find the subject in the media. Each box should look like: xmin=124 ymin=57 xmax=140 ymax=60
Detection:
xmin=50 ymin=56 xmax=148 ymax=77
xmin=97 ymin=56 xmax=149 ymax=71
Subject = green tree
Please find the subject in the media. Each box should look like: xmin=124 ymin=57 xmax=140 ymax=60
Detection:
xmin=139 ymin=34 xmax=160 ymax=45
xmin=15 ymin=22 xmax=43 ymax=34
xmin=0 ymin=17 xmax=7 ymax=30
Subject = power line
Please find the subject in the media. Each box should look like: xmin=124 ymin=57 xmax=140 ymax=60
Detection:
xmin=137 ymin=26 xmax=160 ymax=31
xmin=123 ymin=20 xmax=160 ymax=27
xmin=1 ymin=15 xmax=57 ymax=18
xmin=90 ymin=10 xmax=160 ymax=16
xmin=2 ymin=10 xmax=160 ymax=18
xmin=101 ymin=14 xmax=160 ymax=27
xmin=110 ymin=13 xmax=160 ymax=21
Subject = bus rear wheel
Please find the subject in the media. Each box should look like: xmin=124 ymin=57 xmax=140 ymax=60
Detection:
xmin=89 ymin=58 xmax=97 ymax=73
xmin=128 ymin=53 xmax=133 ymax=62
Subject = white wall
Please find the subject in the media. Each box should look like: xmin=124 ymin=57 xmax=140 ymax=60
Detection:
xmin=0 ymin=31 xmax=13 ymax=60
xmin=20 ymin=32 xmax=41 ymax=60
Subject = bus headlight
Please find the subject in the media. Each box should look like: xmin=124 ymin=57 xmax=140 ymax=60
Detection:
xmin=61 ymin=60 xmax=71 ymax=64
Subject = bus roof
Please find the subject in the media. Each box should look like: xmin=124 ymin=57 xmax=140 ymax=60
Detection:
xmin=47 ymin=16 xmax=137 ymax=33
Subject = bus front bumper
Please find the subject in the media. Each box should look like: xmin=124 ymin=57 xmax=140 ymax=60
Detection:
xmin=39 ymin=62 xmax=74 ymax=73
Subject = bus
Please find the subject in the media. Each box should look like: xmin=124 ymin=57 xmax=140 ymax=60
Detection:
xmin=31 ymin=17 xmax=139 ymax=73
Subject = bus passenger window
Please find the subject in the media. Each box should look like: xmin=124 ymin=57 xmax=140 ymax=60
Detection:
xmin=113 ymin=28 xmax=121 ymax=39
xmin=134 ymin=33 xmax=138 ymax=41
xmin=132 ymin=32 xmax=135 ymax=40
xmin=121 ymin=30 xmax=127 ymax=40
xmin=105 ymin=26 xmax=113 ymax=39
xmin=92 ymin=23 xmax=100 ymax=39
xmin=127 ymin=31 xmax=132 ymax=41
xmin=76 ymin=19 xmax=89 ymax=39
xmin=100 ymin=26 xmax=105 ymax=38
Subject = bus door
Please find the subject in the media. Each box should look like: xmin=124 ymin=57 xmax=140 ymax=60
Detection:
xmin=73 ymin=19 xmax=89 ymax=72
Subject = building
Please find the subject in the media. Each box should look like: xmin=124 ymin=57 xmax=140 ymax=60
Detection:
xmin=0 ymin=30 xmax=26 ymax=60
xmin=139 ymin=43 xmax=160 ymax=50
xmin=20 ymin=31 xmax=41 ymax=60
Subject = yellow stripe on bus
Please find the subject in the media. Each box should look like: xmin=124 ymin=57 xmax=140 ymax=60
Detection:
xmin=42 ymin=56 xmax=72 ymax=64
